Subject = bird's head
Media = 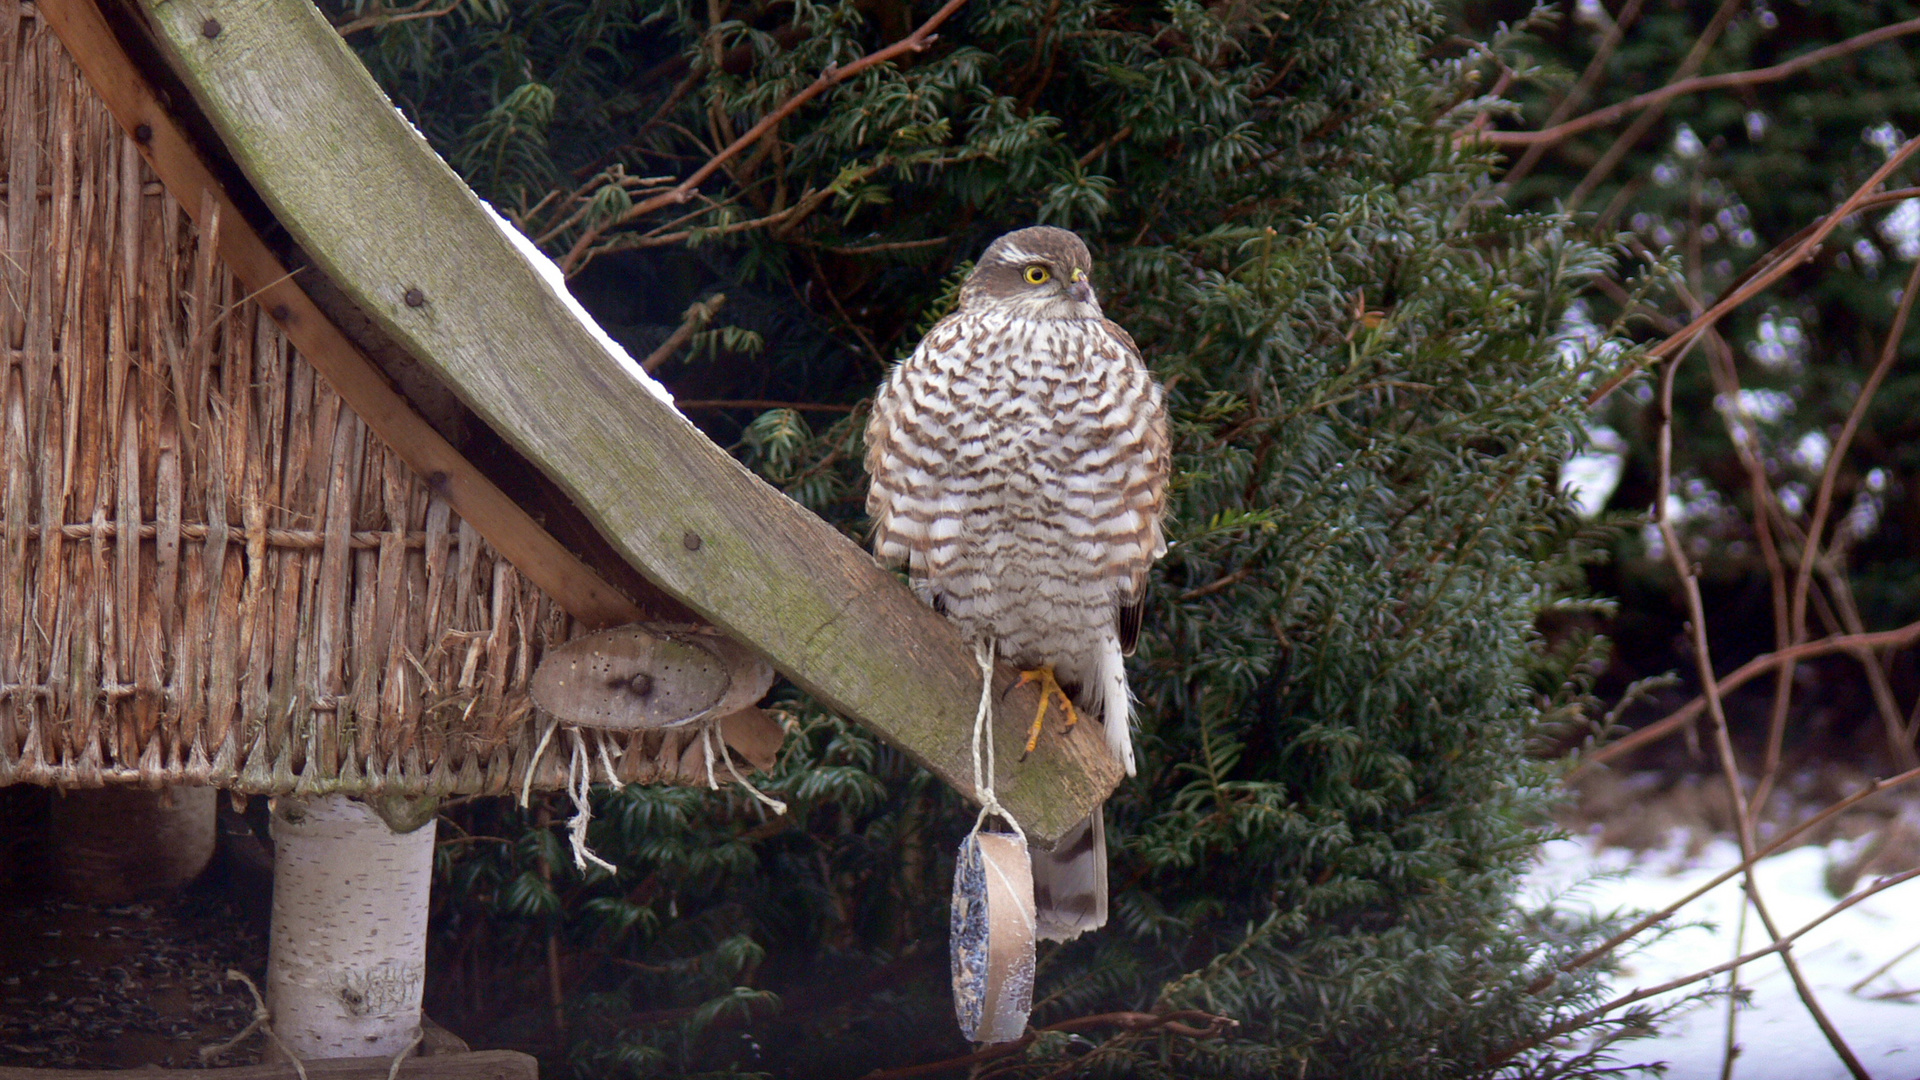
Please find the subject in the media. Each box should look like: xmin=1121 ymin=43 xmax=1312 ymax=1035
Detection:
xmin=958 ymin=226 xmax=1102 ymax=320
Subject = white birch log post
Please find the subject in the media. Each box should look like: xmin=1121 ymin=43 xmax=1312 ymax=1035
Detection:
xmin=267 ymin=795 xmax=436 ymax=1059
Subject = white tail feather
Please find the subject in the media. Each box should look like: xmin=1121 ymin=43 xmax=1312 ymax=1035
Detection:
xmin=1097 ymin=635 xmax=1135 ymax=777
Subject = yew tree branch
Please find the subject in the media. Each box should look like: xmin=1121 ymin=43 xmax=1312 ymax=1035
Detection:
xmin=559 ymin=0 xmax=972 ymax=273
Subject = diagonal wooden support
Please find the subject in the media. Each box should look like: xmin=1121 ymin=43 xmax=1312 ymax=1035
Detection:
xmin=55 ymin=0 xmax=1121 ymax=845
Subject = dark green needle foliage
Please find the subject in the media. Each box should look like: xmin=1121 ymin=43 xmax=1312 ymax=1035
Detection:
xmin=335 ymin=0 xmax=1647 ymax=1073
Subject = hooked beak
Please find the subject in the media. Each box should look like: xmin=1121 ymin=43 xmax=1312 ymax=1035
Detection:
xmin=1067 ymin=269 xmax=1095 ymax=306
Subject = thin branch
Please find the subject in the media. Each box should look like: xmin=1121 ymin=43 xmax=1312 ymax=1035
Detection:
xmin=1077 ymin=123 xmax=1135 ymax=169
xmin=1774 ymin=255 xmax=1920 ymax=768
xmin=1850 ymin=937 xmax=1920 ymax=993
xmin=1566 ymin=0 xmax=1745 ymax=211
xmin=642 ymin=294 xmax=727 ymax=374
xmin=1652 ymin=349 xmax=1870 ymax=1079
xmin=1718 ymin=187 xmax=1920 ymax=300
xmin=1498 ymin=0 xmax=1649 ymax=190
xmin=588 ymin=199 xmax=816 ymax=260
xmin=1587 ymin=138 xmax=1920 ymax=405
xmin=559 ymin=0 xmax=973 ymax=273
xmin=812 ymin=236 xmax=951 ymax=256
xmin=332 ymin=0 xmax=461 ymax=36
xmin=1503 ymin=865 xmax=1920 ymax=1067
xmin=1649 ymin=262 xmax=1798 ymax=818
xmin=1540 ymin=764 xmax=1920 ymax=987
xmin=533 ymin=172 xmax=677 ymax=248
xmin=858 ymin=1010 xmax=1237 ymax=1079
xmin=1177 ymin=567 xmax=1254 ymax=601
xmin=1575 ymin=619 xmax=1920 ymax=769
xmin=804 ymin=249 xmax=889 ymax=367
xmin=1485 ymin=18 xmax=1920 ymax=150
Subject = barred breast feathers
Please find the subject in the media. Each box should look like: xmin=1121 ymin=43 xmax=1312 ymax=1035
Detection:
xmin=867 ymin=310 xmax=1165 ymax=596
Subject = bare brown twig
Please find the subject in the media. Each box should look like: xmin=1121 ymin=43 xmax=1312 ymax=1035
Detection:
xmin=1496 ymin=0 xmax=1648 ymax=191
xmin=642 ymin=294 xmax=727 ymax=374
xmin=1539 ymin=765 xmax=1920 ymax=989
xmin=1566 ymin=0 xmax=1746 ymax=211
xmin=558 ymin=0 xmax=973 ymax=273
xmin=331 ymin=0 xmax=461 ymax=36
xmin=1501 ymin=864 xmax=1920 ymax=1067
xmin=1485 ymin=18 xmax=1920 ymax=151
xmin=1587 ymin=137 xmax=1920 ymax=405
xmin=1574 ymin=619 xmax=1920 ymax=769
xmin=675 ymin=399 xmax=857 ymax=412
xmin=1770 ymin=256 xmax=1920 ymax=773
xmin=1650 ymin=351 xmax=1870 ymax=1078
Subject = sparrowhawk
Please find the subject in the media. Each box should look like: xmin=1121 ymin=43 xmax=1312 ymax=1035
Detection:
xmin=865 ymin=226 xmax=1170 ymax=940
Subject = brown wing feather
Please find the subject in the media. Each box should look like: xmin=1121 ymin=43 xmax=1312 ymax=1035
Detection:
xmin=1118 ymin=599 xmax=1145 ymax=655
xmin=1102 ymin=318 xmax=1170 ymax=655
xmin=863 ymin=376 xmax=905 ymax=567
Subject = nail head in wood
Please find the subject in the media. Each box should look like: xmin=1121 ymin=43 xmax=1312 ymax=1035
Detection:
xmin=681 ymin=531 xmax=702 ymax=551
xmin=404 ymin=287 xmax=426 ymax=307
xmin=200 ymin=17 xmax=221 ymax=38
xmin=133 ymin=122 xmax=152 ymax=143
xmin=271 ymin=304 xmax=291 ymax=321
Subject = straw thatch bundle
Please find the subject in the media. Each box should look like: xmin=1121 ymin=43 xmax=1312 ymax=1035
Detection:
xmin=0 ymin=0 xmax=710 ymax=796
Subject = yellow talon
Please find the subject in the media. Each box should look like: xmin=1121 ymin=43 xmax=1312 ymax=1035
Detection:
xmin=1016 ymin=666 xmax=1081 ymax=760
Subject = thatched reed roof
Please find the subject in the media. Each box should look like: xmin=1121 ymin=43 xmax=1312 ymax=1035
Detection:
xmin=0 ymin=3 xmax=748 ymax=795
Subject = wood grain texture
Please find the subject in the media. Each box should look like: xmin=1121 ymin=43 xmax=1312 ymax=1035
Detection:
xmin=0 ymin=1050 xmax=539 ymax=1080
xmin=130 ymin=0 xmax=1117 ymax=844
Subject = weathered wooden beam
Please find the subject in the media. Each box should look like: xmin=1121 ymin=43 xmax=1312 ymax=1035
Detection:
xmin=0 ymin=1050 xmax=538 ymax=1080
xmin=119 ymin=0 xmax=1119 ymax=844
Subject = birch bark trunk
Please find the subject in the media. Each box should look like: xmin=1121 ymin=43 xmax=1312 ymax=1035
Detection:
xmin=267 ymin=794 xmax=435 ymax=1058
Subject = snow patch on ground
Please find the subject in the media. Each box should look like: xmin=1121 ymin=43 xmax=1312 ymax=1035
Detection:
xmin=1527 ymin=835 xmax=1920 ymax=1079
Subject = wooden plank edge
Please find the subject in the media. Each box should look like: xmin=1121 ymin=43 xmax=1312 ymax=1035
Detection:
xmin=32 ymin=0 xmax=643 ymax=631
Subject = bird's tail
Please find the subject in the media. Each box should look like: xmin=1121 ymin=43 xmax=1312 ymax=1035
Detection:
xmin=1031 ymin=809 xmax=1106 ymax=942
xmin=1096 ymin=634 xmax=1136 ymax=777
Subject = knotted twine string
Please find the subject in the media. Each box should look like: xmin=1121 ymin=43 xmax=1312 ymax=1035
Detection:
xmin=709 ymin=722 xmax=789 ymax=817
xmin=521 ymin=713 xmax=787 ymax=874
xmin=567 ymin=727 xmax=619 ymax=874
xmin=199 ymin=969 xmax=308 ymax=1079
xmin=969 ymin=638 xmax=1025 ymax=845
xmin=518 ymin=716 xmax=616 ymax=873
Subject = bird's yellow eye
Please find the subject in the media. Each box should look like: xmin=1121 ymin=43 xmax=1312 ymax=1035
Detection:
xmin=1023 ymin=265 xmax=1051 ymax=285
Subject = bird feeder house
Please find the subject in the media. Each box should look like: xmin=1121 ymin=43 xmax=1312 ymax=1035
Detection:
xmin=0 ymin=0 xmax=1122 ymax=1069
